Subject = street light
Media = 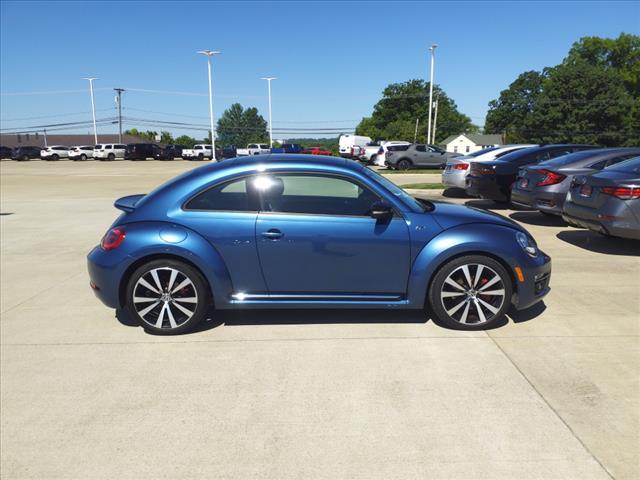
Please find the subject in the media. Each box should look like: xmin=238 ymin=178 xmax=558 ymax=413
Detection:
xmin=260 ymin=77 xmax=277 ymax=148
xmin=197 ymin=50 xmax=220 ymax=160
xmin=82 ymin=77 xmax=98 ymax=144
xmin=427 ymin=44 xmax=438 ymax=144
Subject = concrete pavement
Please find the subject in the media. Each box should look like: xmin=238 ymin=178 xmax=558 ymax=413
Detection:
xmin=1 ymin=160 xmax=638 ymax=479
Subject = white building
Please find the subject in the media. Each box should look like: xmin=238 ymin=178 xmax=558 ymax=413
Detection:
xmin=440 ymin=133 xmax=503 ymax=154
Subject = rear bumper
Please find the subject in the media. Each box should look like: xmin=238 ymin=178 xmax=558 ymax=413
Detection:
xmin=87 ymin=246 xmax=133 ymax=309
xmin=511 ymin=188 xmax=566 ymax=214
xmin=466 ymin=176 xmax=508 ymax=201
xmin=442 ymin=169 xmax=467 ymax=188
xmin=563 ymin=201 xmax=640 ymax=240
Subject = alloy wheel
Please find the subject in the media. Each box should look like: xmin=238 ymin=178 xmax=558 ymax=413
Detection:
xmin=132 ymin=267 xmax=198 ymax=330
xmin=440 ymin=263 xmax=506 ymax=325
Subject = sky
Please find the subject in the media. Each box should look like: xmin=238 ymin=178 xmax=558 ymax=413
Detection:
xmin=1 ymin=0 xmax=638 ymax=140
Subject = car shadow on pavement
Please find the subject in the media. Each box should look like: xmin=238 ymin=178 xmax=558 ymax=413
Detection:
xmin=556 ymin=230 xmax=640 ymax=256
xmin=442 ymin=187 xmax=472 ymax=199
xmin=509 ymin=211 xmax=568 ymax=227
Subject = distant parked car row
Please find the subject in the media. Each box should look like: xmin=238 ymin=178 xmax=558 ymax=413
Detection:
xmin=443 ymin=144 xmax=640 ymax=240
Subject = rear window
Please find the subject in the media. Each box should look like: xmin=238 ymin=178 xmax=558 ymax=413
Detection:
xmin=538 ymin=150 xmax=601 ymax=168
xmin=606 ymin=157 xmax=640 ymax=174
xmin=387 ymin=145 xmax=410 ymax=152
xmin=467 ymin=146 xmax=500 ymax=157
xmin=95 ymin=145 xmax=103 ymax=149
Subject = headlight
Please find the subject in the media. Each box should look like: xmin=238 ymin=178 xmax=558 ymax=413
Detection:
xmin=516 ymin=231 xmax=538 ymax=257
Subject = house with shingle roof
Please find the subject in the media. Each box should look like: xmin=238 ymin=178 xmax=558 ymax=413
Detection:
xmin=440 ymin=133 xmax=503 ymax=154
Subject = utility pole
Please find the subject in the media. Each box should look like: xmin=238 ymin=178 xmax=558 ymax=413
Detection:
xmin=43 ymin=128 xmax=48 ymax=147
xmin=427 ymin=44 xmax=438 ymax=145
xmin=82 ymin=77 xmax=98 ymax=144
xmin=431 ymin=95 xmax=439 ymax=144
xmin=414 ymin=117 xmax=420 ymax=143
xmin=197 ymin=50 xmax=221 ymax=160
xmin=261 ymin=77 xmax=277 ymax=147
xmin=114 ymin=88 xmax=125 ymax=143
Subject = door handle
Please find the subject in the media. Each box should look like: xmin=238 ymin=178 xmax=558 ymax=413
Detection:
xmin=261 ymin=229 xmax=283 ymax=240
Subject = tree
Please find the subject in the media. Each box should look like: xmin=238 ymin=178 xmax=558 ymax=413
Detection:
xmin=528 ymin=62 xmax=634 ymax=146
xmin=216 ymin=103 xmax=268 ymax=147
xmin=484 ymin=71 xmax=546 ymax=143
xmin=174 ymin=135 xmax=197 ymax=148
xmin=160 ymin=131 xmax=174 ymax=144
xmin=355 ymin=80 xmax=476 ymax=143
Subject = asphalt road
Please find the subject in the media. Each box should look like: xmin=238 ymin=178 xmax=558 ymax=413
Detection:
xmin=1 ymin=159 xmax=638 ymax=479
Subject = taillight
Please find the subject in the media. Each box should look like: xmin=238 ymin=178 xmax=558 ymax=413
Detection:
xmin=600 ymin=186 xmax=640 ymax=200
xmin=534 ymin=169 xmax=566 ymax=187
xmin=474 ymin=164 xmax=496 ymax=175
xmin=101 ymin=227 xmax=126 ymax=250
xmin=453 ymin=163 xmax=469 ymax=170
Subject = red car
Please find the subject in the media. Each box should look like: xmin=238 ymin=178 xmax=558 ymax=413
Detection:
xmin=303 ymin=147 xmax=333 ymax=156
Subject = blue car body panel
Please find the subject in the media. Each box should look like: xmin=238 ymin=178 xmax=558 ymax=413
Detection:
xmin=87 ymin=154 xmax=550 ymax=312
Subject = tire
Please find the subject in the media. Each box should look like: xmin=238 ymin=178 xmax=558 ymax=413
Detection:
xmin=397 ymin=159 xmax=412 ymax=171
xmin=370 ymin=154 xmax=377 ymax=164
xmin=198 ymin=154 xmax=204 ymax=161
xmin=108 ymin=153 xmax=115 ymax=161
xmin=80 ymin=154 xmax=87 ymax=161
xmin=51 ymin=154 xmax=59 ymax=161
xmin=428 ymin=255 xmax=513 ymax=330
xmin=23 ymin=155 xmax=29 ymax=161
xmin=125 ymin=259 xmax=211 ymax=335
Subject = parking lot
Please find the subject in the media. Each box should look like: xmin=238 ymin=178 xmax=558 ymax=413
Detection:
xmin=1 ymin=159 xmax=638 ymax=479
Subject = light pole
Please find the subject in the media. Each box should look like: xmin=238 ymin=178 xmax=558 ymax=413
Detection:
xmin=260 ymin=77 xmax=277 ymax=147
xmin=432 ymin=95 xmax=439 ymax=144
xmin=114 ymin=88 xmax=125 ymax=143
xmin=82 ymin=77 xmax=98 ymax=144
xmin=197 ymin=50 xmax=220 ymax=160
xmin=426 ymin=44 xmax=437 ymax=144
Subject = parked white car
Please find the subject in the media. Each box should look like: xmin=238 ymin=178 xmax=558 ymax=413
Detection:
xmin=338 ymin=134 xmax=371 ymax=159
xmin=93 ymin=144 xmax=126 ymax=161
xmin=40 ymin=145 xmax=70 ymax=160
xmin=182 ymin=144 xmax=214 ymax=161
xmin=442 ymin=144 xmax=536 ymax=188
xmin=360 ymin=141 xmax=412 ymax=166
xmin=236 ymin=143 xmax=271 ymax=156
xmin=68 ymin=145 xmax=95 ymax=161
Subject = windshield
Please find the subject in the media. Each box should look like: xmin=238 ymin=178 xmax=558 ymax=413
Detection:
xmin=362 ymin=167 xmax=427 ymax=212
xmin=605 ymin=157 xmax=640 ymax=174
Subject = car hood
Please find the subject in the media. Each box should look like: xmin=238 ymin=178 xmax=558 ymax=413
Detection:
xmin=430 ymin=201 xmax=524 ymax=232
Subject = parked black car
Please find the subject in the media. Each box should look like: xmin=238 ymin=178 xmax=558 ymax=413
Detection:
xmin=125 ymin=143 xmax=163 ymax=160
xmin=11 ymin=146 xmax=42 ymax=161
xmin=511 ymin=148 xmax=640 ymax=215
xmin=221 ymin=145 xmax=237 ymax=159
xmin=156 ymin=144 xmax=185 ymax=160
xmin=466 ymin=144 xmax=597 ymax=202
xmin=0 ymin=146 xmax=13 ymax=159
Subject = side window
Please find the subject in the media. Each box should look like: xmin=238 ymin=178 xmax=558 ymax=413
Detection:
xmin=256 ymin=174 xmax=380 ymax=217
xmin=605 ymin=155 xmax=636 ymax=168
xmin=466 ymin=146 xmax=470 ymax=153
xmin=195 ymin=146 xmax=202 ymax=150
xmin=106 ymin=145 xmax=113 ymax=150
xmin=590 ymin=160 xmax=607 ymax=170
xmin=415 ymin=145 xmax=426 ymax=152
xmin=549 ymin=149 xmax=571 ymax=159
xmin=186 ymin=178 xmax=259 ymax=212
xmin=535 ymin=151 xmax=550 ymax=162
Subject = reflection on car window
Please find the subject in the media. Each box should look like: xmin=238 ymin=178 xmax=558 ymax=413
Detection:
xmin=186 ymin=178 xmax=258 ymax=212
xmin=361 ymin=167 xmax=426 ymax=213
xmin=255 ymin=174 xmax=379 ymax=216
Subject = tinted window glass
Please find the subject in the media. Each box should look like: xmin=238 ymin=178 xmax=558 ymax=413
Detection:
xmin=257 ymin=174 xmax=380 ymax=216
xmin=539 ymin=150 xmax=599 ymax=168
xmin=468 ymin=146 xmax=500 ymax=157
xmin=548 ymin=149 xmax=572 ymax=159
xmin=605 ymin=157 xmax=640 ymax=173
xmin=116 ymin=144 xmax=126 ymax=149
xmin=186 ymin=178 xmax=259 ymax=211
xmin=415 ymin=145 xmax=427 ymax=152
xmin=388 ymin=145 xmax=410 ymax=152
xmin=95 ymin=145 xmax=103 ymax=149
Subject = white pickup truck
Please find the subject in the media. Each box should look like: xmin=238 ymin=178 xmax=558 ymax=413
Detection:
xmin=182 ymin=144 xmax=214 ymax=161
xmin=360 ymin=141 xmax=411 ymax=165
xmin=236 ymin=143 xmax=271 ymax=156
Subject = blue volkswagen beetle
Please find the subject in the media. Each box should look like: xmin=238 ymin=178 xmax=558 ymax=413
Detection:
xmin=87 ymin=155 xmax=551 ymax=334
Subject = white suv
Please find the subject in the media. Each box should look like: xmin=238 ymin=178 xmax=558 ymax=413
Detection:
xmin=40 ymin=145 xmax=70 ymax=161
xmin=69 ymin=145 xmax=95 ymax=161
xmin=93 ymin=144 xmax=126 ymax=161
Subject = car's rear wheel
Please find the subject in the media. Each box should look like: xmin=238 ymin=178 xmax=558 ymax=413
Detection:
xmin=428 ymin=255 xmax=512 ymax=330
xmin=51 ymin=154 xmax=59 ymax=161
xmin=397 ymin=159 xmax=412 ymax=171
xmin=108 ymin=153 xmax=115 ymax=161
xmin=80 ymin=154 xmax=87 ymax=161
xmin=125 ymin=259 xmax=210 ymax=335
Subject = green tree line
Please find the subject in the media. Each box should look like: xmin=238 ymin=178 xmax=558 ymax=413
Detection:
xmin=484 ymin=33 xmax=639 ymax=146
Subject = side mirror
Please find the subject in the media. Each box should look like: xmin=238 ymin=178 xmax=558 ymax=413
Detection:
xmin=369 ymin=201 xmax=394 ymax=221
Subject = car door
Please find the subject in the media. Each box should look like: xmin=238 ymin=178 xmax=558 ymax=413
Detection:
xmin=254 ymin=172 xmax=411 ymax=296
xmin=413 ymin=145 xmax=429 ymax=166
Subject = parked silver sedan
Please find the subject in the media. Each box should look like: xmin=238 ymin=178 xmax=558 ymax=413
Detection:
xmin=563 ymin=157 xmax=640 ymax=239
xmin=511 ymin=148 xmax=640 ymax=215
xmin=442 ymin=145 xmax=535 ymax=189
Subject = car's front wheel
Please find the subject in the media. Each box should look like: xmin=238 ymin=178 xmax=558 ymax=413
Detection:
xmin=428 ymin=255 xmax=512 ymax=330
xmin=80 ymin=154 xmax=87 ymax=161
xmin=397 ymin=159 xmax=412 ymax=171
xmin=125 ymin=259 xmax=210 ymax=335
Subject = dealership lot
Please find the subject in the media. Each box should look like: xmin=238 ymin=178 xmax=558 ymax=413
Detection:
xmin=1 ymin=160 xmax=638 ymax=479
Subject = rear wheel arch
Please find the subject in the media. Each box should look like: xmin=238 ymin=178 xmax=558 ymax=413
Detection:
xmin=119 ymin=253 xmax=214 ymax=309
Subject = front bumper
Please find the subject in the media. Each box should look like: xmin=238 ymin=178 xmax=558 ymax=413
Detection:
xmin=514 ymin=251 xmax=552 ymax=310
